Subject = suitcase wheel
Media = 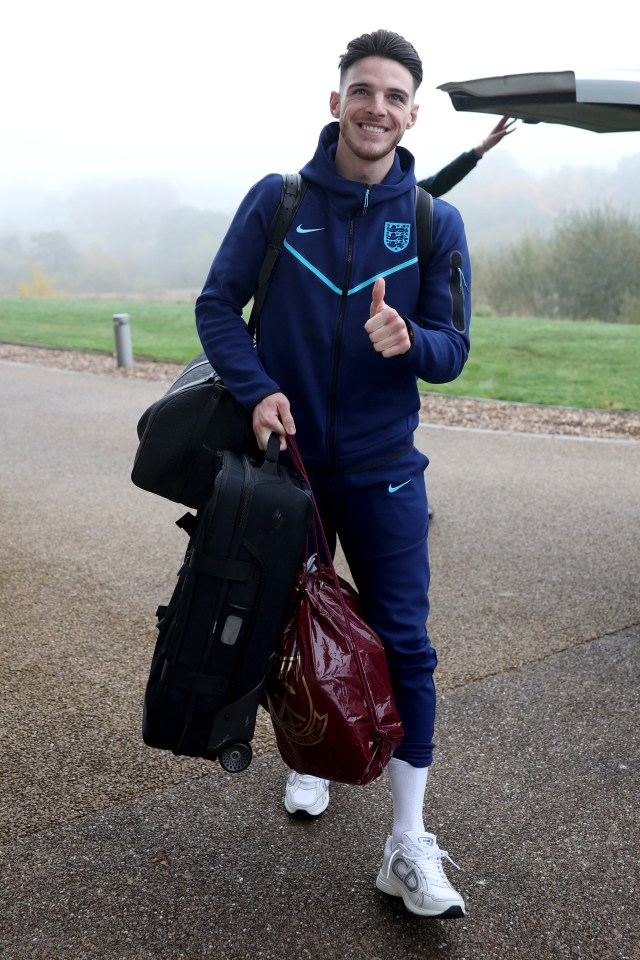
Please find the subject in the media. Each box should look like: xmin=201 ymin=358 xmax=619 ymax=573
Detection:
xmin=218 ymin=741 xmax=253 ymax=773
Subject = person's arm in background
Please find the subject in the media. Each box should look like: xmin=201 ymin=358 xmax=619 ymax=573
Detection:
xmin=417 ymin=116 xmax=516 ymax=197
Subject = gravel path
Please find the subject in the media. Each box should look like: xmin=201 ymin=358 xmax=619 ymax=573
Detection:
xmin=2 ymin=341 xmax=639 ymax=441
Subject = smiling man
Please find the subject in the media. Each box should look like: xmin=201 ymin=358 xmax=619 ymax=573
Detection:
xmin=196 ymin=29 xmax=472 ymax=919
xmin=330 ymin=55 xmax=419 ymax=176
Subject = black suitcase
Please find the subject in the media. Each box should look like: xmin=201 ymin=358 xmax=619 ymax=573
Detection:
xmin=131 ymin=352 xmax=259 ymax=510
xmin=142 ymin=435 xmax=313 ymax=772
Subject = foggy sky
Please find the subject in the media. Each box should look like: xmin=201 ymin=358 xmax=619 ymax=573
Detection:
xmin=3 ymin=0 xmax=640 ymax=214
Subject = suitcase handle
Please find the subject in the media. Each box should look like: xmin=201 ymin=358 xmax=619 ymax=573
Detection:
xmin=261 ymin=432 xmax=281 ymax=475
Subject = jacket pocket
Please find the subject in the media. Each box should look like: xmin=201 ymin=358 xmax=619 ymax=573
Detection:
xmin=449 ymin=251 xmax=467 ymax=333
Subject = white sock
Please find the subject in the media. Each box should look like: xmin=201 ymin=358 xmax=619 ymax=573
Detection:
xmin=387 ymin=757 xmax=429 ymax=848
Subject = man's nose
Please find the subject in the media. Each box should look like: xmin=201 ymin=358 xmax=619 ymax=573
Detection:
xmin=367 ymin=92 xmax=386 ymax=115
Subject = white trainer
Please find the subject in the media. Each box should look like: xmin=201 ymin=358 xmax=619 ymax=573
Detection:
xmin=376 ymin=831 xmax=466 ymax=918
xmin=284 ymin=770 xmax=330 ymax=817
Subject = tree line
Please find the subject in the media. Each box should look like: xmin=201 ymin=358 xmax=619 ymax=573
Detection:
xmin=1 ymin=171 xmax=639 ymax=323
xmin=473 ymin=207 xmax=640 ymax=323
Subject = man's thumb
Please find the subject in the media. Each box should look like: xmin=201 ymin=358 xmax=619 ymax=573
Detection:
xmin=371 ymin=276 xmax=385 ymax=315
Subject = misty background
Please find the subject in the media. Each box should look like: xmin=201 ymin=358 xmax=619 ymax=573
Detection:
xmin=2 ymin=148 xmax=639 ymax=300
xmin=2 ymin=0 xmax=639 ymax=305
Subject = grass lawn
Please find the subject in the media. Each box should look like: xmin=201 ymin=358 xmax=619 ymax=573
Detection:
xmin=1 ymin=297 xmax=638 ymax=410
xmin=419 ymin=315 xmax=640 ymax=410
xmin=0 ymin=297 xmax=202 ymax=364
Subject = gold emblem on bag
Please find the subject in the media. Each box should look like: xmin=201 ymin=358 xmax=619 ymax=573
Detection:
xmin=270 ymin=655 xmax=328 ymax=747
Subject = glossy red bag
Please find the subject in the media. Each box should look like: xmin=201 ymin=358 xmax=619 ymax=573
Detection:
xmin=262 ymin=440 xmax=404 ymax=786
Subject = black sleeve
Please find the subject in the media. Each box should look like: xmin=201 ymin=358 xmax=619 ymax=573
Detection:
xmin=416 ymin=149 xmax=480 ymax=198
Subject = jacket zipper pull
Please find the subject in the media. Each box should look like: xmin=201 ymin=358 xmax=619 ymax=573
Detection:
xmin=458 ymin=267 xmax=469 ymax=292
xmin=363 ymin=185 xmax=371 ymax=214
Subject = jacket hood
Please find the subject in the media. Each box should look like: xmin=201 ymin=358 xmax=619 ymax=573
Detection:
xmin=299 ymin=122 xmax=417 ymax=215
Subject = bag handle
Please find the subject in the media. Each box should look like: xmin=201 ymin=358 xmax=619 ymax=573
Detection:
xmin=260 ymin=431 xmax=282 ymax=476
xmin=286 ymin=435 xmax=386 ymax=727
xmin=285 ymin=437 xmax=335 ymax=582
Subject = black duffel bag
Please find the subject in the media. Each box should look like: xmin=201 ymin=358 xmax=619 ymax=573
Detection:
xmin=131 ymin=353 xmax=259 ymax=509
xmin=131 ymin=175 xmax=307 ymax=510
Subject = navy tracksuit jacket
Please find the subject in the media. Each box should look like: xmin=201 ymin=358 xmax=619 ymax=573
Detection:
xmin=196 ymin=122 xmax=471 ymax=767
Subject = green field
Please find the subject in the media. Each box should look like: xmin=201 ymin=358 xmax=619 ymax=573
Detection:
xmin=1 ymin=297 xmax=638 ymax=410
xmin=0 ymin=297 xmax=203 ymax=364
xmin=419 ymin=315 xmax=640 ymax=410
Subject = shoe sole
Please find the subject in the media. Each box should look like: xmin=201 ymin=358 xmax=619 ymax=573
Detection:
xmin=284 ymin=794 xmax=329 ymax=817
xmin=375 ymin=873 xmax=465 ymax=919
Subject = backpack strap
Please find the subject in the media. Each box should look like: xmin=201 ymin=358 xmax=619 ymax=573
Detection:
xmin=248 ymin=173 xmax=308 ymax=339
xmin=415 ymin=184 xmax=433 ymax=273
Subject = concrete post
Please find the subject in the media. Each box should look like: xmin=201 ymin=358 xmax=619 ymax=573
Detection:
xmin=113 ymin=313 xmax=133 ymax=368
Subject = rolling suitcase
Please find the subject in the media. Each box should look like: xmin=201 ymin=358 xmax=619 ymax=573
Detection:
xmin=142 ymin=434 xmax=313 ymax=772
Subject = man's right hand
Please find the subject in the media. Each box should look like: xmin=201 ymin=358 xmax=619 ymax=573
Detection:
xmin=252 ymin=392 xmax=296 ymax=451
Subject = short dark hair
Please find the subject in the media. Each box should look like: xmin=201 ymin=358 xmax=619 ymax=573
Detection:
xmin=338 ymin=29 xmax=423 ymax=91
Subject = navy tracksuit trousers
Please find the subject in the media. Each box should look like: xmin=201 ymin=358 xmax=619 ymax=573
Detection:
xmin=307 ymin=445 xmax=437 ymax=768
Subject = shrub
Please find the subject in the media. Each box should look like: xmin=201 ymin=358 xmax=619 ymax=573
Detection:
xmin=473 ymin=206 xmax=640 ymax=322
xmin=15 ymin=265 xmax=58 ymax=298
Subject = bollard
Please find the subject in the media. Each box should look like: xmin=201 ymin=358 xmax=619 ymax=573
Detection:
xmin=113 ymin=313 xmax=133 ymax=368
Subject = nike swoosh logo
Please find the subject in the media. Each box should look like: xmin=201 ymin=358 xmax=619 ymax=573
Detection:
xmin=296 ymin=224 xmax=325 ymax=234
xmin=388 ymin=479 xmax=412 ymax=494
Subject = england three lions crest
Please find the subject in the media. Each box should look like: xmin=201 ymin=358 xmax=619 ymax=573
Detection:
xmin=384 ymin=221 xmax=411 ymax=253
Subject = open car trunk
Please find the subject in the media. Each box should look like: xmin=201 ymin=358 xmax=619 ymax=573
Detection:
xmin=437 ymin=70 xmax=640 ymax=133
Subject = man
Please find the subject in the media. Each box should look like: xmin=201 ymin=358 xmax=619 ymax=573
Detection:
xmin=195 ymin=29 xmax=471 ymax=919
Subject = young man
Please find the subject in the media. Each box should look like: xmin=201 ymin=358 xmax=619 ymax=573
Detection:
xmin=195 ymin=29 xmax=471 ymax=919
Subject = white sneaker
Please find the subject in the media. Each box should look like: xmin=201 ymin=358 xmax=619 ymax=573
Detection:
xmin=284 ymin=771 xmax=330 ymax=817
xmin=376 ymin=831 xmax=465 ymax=918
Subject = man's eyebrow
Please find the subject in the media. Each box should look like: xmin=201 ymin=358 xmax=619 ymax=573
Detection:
xmin=346 ymin=81 xmax=410 ymax=97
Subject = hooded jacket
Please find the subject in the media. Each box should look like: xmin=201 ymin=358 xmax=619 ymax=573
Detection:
xmin=196 ymin=123 xmax=471 ymax=472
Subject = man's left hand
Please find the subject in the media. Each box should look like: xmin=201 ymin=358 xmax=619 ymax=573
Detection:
xmin=365 ymin=277 xmax=411 ymax=357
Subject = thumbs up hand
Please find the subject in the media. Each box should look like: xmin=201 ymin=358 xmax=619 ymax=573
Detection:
xmin=370 ymin=276 xmax=386 ymax=318
xmin=365 ymin=277 xmax=412 ymax=357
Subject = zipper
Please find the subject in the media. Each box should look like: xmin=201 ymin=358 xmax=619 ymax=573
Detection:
xmin=236 ymin=456 xmax=254 ymax=533
xmin=207 ymin=458 xmax=253 ymax=645
xmin=171 ymin=357 xmax=220 ymax=397
xmin=172 ymin=374 xmax=222 ymax=397
xmin=449 ymin=251 xmax=467 ymax=332
xmin=327 ymin=214 xmax=356 ymax=469
xmin=327 ymin=187 xmax=371 ymax=468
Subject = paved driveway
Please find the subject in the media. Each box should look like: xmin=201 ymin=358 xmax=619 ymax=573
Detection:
xmin=0 ymin=361 xmax=638 ymax=959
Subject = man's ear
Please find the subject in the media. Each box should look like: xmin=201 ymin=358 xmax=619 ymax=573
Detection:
xmin=406 ymin=102 xmax=419 ymax=129
xmin=329 ymin=90 xmax=340 ymax=118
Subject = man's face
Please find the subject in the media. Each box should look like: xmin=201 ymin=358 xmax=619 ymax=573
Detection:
xmin=330 ymin=56 xmax=419 ymax=167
